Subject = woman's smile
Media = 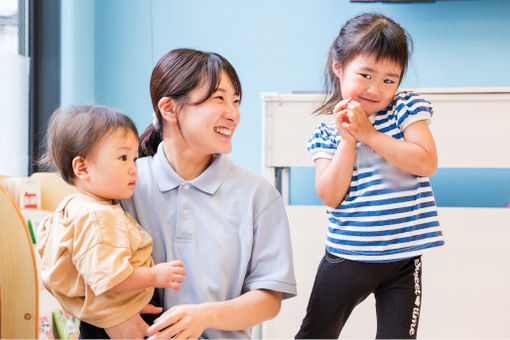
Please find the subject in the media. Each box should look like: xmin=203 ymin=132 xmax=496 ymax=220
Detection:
xmin=214 ymin=126 xmax=233 ymax=136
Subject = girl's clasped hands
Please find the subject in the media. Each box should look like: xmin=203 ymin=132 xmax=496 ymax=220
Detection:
xmin=334 ymin=97 xmax=377 ymax=145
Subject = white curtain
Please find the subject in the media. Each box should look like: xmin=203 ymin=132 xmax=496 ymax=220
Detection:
xmin=0 ymin=51 xmax=30 ymax=177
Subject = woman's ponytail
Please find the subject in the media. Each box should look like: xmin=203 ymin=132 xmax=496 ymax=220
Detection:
xmin=139 ymin=124 xmax=162 ymax=157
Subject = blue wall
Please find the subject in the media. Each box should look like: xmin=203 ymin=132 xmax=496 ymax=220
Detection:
xmin=61 ymin=0 xmax=95 ymax=106
xmin=61 ymin=0 xmax=510 ymax=206
xmin=62 ymin=0 xmax=510 ymax=171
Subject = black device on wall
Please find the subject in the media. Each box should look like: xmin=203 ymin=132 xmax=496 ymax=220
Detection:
xmin=351 ymin=0 xmax=435 ymax=2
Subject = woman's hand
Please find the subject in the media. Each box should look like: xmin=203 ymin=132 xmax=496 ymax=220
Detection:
xmin=146 ymin=289 xmax=282 ymax=339
xmin=147 ymin=304 xmax=210 ymax=339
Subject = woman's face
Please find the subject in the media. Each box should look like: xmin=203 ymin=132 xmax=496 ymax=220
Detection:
xmin=333 ymin=53 xmax=402 ymax=116
xmin=176 ymin=71 xmax=241 ymax=157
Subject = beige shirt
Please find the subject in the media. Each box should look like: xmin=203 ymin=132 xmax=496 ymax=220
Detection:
xmin=37 ymin=194 xmax=155 ymax=328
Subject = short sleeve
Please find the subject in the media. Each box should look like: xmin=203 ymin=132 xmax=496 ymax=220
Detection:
xmin=307 ymin=122 xmax=339 ymax=160
xmin=243 ymin=192 xmax=297 ymax=300
xmin=72 ymin=210 xmax=134 ymax=296
xmin=395 ymin=92 xmax=434 ymax=131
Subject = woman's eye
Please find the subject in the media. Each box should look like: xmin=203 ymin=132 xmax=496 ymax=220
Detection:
xmin=384 ymin=79 xmax=395 ymax=84
xmin=133 ymin=156 xmax=138 ymax=162
xmin=233 ymin=99 xmax=240 ymax=105
xmin=120 ymin=155 xmax=128 ymax=161
xmin=215 ymin=96 xmax=224 ymax=101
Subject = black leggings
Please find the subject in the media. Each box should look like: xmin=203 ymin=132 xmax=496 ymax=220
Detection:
xmin=296 ymin=251 xmax=422 ymax=339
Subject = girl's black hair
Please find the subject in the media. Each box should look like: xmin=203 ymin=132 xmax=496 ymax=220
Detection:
xmin=40 ymin=105 xmax=138 ymax=185
xmin=139 ymin=48 xmax=242 ymax=157
xmin=316 ymin=13 xmax=413 ymax=115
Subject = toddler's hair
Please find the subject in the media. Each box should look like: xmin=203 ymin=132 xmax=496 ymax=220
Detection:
xmin=40 ymin=105 xmax=138 ymax=185
xmin=139 ymin=48 xmax=242 ymax=157
xmin=316 ymin=12 xmax=412 ymax=115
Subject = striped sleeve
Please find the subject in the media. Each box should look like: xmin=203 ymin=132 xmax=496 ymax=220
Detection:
xmin=307 ymin=122 xmax=339 ymax=160
xmin=395 ymin=92 xmax=434 ymax=131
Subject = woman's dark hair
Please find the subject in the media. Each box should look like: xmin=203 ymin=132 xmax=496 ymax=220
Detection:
xmin=40 ymin=105 xmax=138 ymax=185
xmin=139 ymin=48 xmax=242 ymax=157
xmin=316 ymin=13 xmax=413 ymax=115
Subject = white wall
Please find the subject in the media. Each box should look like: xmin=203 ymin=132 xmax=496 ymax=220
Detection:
xmin=264 ymin=206 xmax=510 ymax=339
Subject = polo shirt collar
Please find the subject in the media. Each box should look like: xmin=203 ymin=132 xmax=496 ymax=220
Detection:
xmin=152 ymin=142 xmax=229 ymax=195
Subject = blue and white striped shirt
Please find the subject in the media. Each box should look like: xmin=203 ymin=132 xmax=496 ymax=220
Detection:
xmin=307 ymin=91 xmax=445 ymax=262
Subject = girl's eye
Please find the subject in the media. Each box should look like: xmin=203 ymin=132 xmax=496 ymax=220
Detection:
xmin=120 ymin=155 xmax=128 ymax=161
xmin=215 ymin=96 xmax=224 ymax=101
xmin=233 ymin=98 xmax=240 ymax=105
xmin=360 ymin=74 xmax=371 ymax=80
xmin=384 ymin=79 xmax=395 ymax=84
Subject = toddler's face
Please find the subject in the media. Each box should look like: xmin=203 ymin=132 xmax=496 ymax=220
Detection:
xmin=334 ymin=53 xmax=401 ymax=116
xmin=83 ymin=128 xmax=139 ymax=201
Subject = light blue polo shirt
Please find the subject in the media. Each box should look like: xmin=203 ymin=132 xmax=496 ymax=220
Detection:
xmin=122 ymin=143 xmax=296 ymax=339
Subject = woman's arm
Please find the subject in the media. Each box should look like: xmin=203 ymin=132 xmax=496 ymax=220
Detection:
xmin=205 ymin=289 xmax=282 ymax=330
xmin=147 ymin=289 xmax=282 ymax=339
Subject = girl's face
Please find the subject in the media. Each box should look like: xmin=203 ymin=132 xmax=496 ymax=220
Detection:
xmin=80 ymin=128 xmax=139 ymax=201
xmin=334 ymin=53 xmax=402 ymax=116
xmin=176 ymin=71 xmax=240 ymax=157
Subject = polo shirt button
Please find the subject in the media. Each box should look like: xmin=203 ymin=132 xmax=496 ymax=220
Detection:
xmin=182 ymin=209 xmax=189 ymax=216
xmin=183 ymin=184 xmax=190 ymax=190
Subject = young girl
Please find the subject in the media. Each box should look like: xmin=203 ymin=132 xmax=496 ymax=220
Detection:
xmin=121 ymin=48 xmax=297 ymax=339
xmin=296 ymin=13 xmax=444 ymax=339
xmin=37 ymin=105 xmax=186 ymax=339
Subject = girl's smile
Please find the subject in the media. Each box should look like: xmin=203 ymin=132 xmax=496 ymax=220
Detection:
xmin=358 ymin=96 xmax=379 ymax=104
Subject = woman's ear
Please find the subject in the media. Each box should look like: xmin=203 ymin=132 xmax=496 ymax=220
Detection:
xmin=332 ymin=61 xmax=342 ymax=78
xmin=158 ymin=97 xmax=178 ymax=123
xmin=72 ymin=156 xmax=89 ymax=180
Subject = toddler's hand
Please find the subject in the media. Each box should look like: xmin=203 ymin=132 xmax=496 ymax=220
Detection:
xmin=151 ymin=260 xmax=186 ymax=290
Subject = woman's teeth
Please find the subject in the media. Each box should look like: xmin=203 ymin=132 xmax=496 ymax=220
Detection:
xmin=214 ymin=127 xmax=232 ymax=136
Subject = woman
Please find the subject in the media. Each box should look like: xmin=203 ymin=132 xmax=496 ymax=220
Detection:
xmin=120 ymin=48 xmax=296 ymax=339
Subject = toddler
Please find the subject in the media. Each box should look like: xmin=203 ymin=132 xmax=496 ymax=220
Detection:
xmin=37 ymin=105 xmax=185 ymax=338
